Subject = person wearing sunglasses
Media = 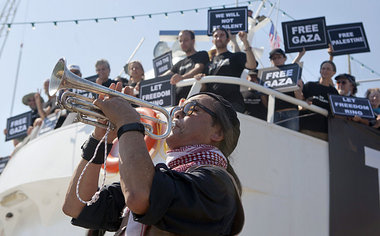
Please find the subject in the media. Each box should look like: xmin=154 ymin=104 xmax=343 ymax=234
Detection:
xmin=335 ymin=73 xmax=358 ymax=97
xmin=62 ymin=87 xmax=244 ymax=236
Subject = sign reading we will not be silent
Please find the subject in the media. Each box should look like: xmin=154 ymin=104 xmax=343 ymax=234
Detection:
xmin=282 ymin=17 xmax=328 ymax=53
xmin=207 ymin=6 xmax=248 ymax=35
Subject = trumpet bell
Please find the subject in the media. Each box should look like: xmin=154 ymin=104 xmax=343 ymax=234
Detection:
xmin=49 ymin=58 xmax=173 ymax=140
xmin=49 ymin=58 xmax=68 ymax=96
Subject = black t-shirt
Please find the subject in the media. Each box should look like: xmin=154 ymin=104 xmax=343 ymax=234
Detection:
xmin=274 ymin=92 xmax=298 ymax=111
xmin=300 ymin=81 xmax=339 ymax=133
xmin=72 ymin=164 xmax=243 ymax=235
xmin=171 ymin=51 xmax=209 ymax=105
xmin=302 ymin=81 xmax=338 ymax=110
xmin=205 ymin=51 xmax=246 ymax=112
xmin=102 ymin=79 xmax=115 ymax=88
xmin=242 ymin=89 xmax=267 ymax=120
xmin=92 ymin=79 xmax=115 ymax=98
xmin=31 ymin=108 xmax=39 ymax=124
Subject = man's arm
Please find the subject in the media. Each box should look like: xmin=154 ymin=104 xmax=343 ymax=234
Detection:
xmin=62 ymin=83 xmax=120 ymax=218
xmin=238 ymin=31 xmax=257 ymax=70
xmin=170 ymin=63 xmax=205 ymax=85
xmin=228 ymin=31 xmax=241 ymax=53
xmin=292 ymin=48 xmax=306 ymax=64
xmin=34 ymin=92 xmax=47 ymax=119
xmin=62 ymin=158 xmax=102 ymax=218
xmin=162 ymin=70 xmax=174 ymax=76
xmin=94 ymin=95 xmax=155 ymax=215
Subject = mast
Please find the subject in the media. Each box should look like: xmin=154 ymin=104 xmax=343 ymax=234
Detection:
xmin=9 ymin=43 xmax=23 ymax=116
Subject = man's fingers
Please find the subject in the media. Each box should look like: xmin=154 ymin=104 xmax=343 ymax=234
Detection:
xmin=115 ymin=82 xmax=123 ymax=92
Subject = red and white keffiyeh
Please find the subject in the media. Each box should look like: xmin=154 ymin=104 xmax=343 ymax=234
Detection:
xmin=166 ymin=144 xmax=227 ymax=172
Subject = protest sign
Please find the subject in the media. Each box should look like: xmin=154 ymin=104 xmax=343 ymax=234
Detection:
xmin=282 ymin=17 xmax=328 ymax=53
xmin=153 ymin=51 xmax=172 ymax=77
xmin=140 ymin=75 xmax=175 ymax=107
xmin=327 ymin=22 xmax=370 ymax=56
xmin=329 ymin=95 xmax=375 ymax=119
xmin=259 ymin=63 xmax=302 ymax=92
xmin=5 ymin=111 xmax=32 ymax=141
xmin=207 ymin=6 xmax=248 ymax=35
xmin=0 ymin=156 xmax=10 ymax=175
xmin=38 ymin=112 xmax=61 ymax=136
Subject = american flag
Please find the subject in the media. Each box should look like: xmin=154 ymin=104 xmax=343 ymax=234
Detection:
xmin=269 ymin=22 xmax=281 ymax=49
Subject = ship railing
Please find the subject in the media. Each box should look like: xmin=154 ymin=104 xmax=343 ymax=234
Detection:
xmin=176 ymin=76 xmax=328 ymax=124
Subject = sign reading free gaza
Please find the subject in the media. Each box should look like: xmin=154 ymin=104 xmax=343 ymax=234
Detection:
xmin=5 ymin=111 xmax=32 ymax=141
xmin=207 ymin=6 xmax=248 ymax=35
xmin=327 ymin=23 xmax=370 ymax=56
xmin=259 ymin=63 xmax=302 ymax=93
xmin=282 ymin=17 xmax=328 ymax=53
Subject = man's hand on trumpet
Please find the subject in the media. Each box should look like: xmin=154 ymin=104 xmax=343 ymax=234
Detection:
xmin=92 ymin=82 xmax=141 ymax=141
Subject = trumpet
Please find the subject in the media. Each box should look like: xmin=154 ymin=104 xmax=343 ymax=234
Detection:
xmin=49 ymin=58 xmax=172 ymax=139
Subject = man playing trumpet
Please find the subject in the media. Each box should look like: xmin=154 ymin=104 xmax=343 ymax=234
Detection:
xmin=62 ymin=82 xmax=244 ymax=235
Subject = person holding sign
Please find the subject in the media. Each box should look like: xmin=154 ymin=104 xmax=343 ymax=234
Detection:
xmin=195 ymin=27 xmax=257 ymax=113
xmin=299 ymin=60 xmax=339 ymax=140
xmin=123 ymin=61 xmax=145 ymax=98
xmin=34 ymin=79 xmax=58 ymax=126
xmin=350 ymin=88 xmax=380 ymax=129
xmin=62 ymin=83 xmax=244 ymax=235
xmin=365 ymin=88 xmax=380 ymax=129
xmin=4 ymin=92 xmax=43 ymax=147
xmin=268 ymin=48 xmax=305 ymax=131
xmin=163 ymin=30 xmax=209 ymax=105
xmin=334 ymin=73 xmax=358 ymax=97
xmin=242 ymin=69 xmax=268 ymax=120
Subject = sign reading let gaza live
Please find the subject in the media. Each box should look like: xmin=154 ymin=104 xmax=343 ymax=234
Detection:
xmin=207 ymin=6 xmax=248 ymax=35
xmin=140 ymin=75 xmax=175 ymax=107
xmin=259 ymin=63 xmax=302 ymax=92
xmin=153 ymin=51 xmax=172 ymax=77
xmin=329 ymin=95 xmax=375 ymax=119
xmin=5 ymin=111 xmax=32 ymax=141
xmin=327 ymin=22 xmax=370 ymax=56
xmin=282 ymin=17 xmax=328 ymax=53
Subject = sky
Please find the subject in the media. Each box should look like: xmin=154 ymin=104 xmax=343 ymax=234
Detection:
xmin=0 ymin=0 xmax=379 ymax=157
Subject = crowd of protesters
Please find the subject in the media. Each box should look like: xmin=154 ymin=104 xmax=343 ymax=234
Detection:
xmin=5 ymin=26 xmax=379 ymax=153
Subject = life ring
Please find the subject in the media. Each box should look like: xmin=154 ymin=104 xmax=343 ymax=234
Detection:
xmin=102 ymin=107 xmax=160 ymax=173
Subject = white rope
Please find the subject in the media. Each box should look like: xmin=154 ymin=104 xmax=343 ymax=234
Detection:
xmin=76 ymin=123 xmax=111 ymax=206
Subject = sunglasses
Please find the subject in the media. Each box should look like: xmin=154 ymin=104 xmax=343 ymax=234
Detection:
xmin=336 ymin=80 xmax=347 ymax=85
xmin=170 ymin=101 xmax=217 ymax=119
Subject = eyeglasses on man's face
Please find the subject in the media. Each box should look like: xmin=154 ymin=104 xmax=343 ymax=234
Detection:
xmin=170 ymin=101 xmax=217 ymax=119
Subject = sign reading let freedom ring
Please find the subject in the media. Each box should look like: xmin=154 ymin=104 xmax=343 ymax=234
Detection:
xmin=329 ymin=95 xmax=375 ymax=119
xmin=140 ymin=75 xmax=175 ymax=107
xmin=282 ymin=17 xmax=328 ymax=53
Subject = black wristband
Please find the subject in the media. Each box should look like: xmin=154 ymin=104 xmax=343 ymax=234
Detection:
xmin=81 ymin=135 xmax=113 ymax=164
xmin=117 ymin=122 xmax=145 ymax=139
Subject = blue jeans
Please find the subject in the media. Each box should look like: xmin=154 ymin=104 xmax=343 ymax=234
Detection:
xmin=274 ymin=109 xmax=299 ymax=131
